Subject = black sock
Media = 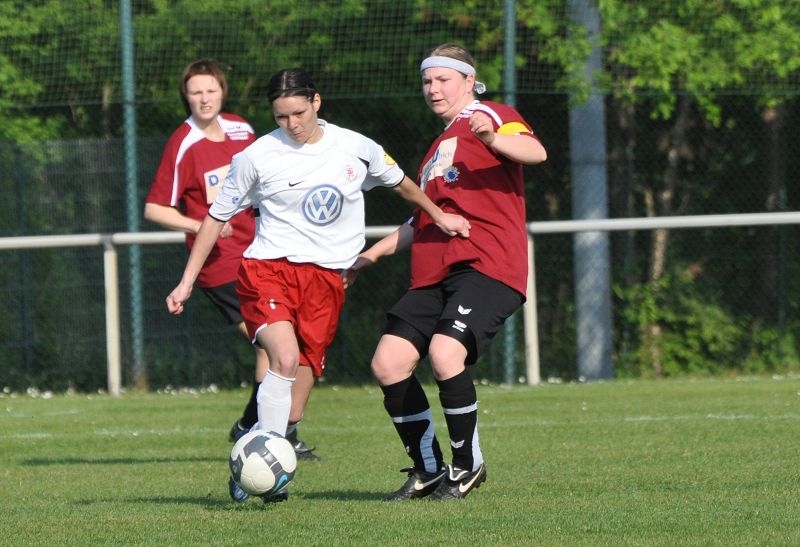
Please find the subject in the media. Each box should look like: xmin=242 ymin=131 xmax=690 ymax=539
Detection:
xmin=240 ymin=379 xmax=260 ymax=429
xmin=285 ymin=422 xmax=298 ymax=443
xmin=381 ymin=375 xmax=443 ymax=474
xmin=437 ymin=369 xmax=480 ymax=472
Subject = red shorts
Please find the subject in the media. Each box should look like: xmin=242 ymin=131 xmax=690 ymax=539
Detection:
xmin=236 ymin=258 xmax=345 ymax=377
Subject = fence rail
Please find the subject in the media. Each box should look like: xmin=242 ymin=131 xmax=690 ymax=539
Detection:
xmin=3 ymin=211 xmax=799 ymax=395
xmin=526 ymin=211 xmax=800 ymax=233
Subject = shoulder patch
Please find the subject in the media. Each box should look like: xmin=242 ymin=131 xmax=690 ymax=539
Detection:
xmin=384 ymin=152 xmax=397 ymax=165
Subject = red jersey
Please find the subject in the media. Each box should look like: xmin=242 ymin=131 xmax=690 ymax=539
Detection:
xmin=146 ymin=114 xmax=256 ymax=287
xmin=411 ymin=100 xmax=539 ymax=296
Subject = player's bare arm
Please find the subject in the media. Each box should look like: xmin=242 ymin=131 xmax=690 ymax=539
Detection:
xmin=469 ymin=111 xmax=547 ymax=165
xmin=166 ymin=215 xmax=226 ymax=315
xmin=392 ymin=177 xmax=471 ymax=237
xmin=342 ymin=223 xmax=414 ymax=289
xmin=144 ymin=202 xmax=234 ymax=238
xmin=144 ymin=202 xmax=203 ymax=234
xmin=340 ymin=241 xmax=392 ymax=290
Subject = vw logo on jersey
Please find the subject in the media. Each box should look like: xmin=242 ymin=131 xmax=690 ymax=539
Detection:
xmin=302 ymin=184 xmax=343 ymax=225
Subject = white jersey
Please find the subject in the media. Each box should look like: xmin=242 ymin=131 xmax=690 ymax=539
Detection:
xmin=209 ymin=119 xmax=404 ymax=269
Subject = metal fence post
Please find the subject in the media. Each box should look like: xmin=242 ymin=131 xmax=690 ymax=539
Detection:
xmin=524 ymin=235 xmax=541 ymax=385
xmin=102 ymin=237 xmax=122 ymax=396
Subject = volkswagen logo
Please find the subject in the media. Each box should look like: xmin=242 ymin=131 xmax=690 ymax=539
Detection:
xmin=302 ymin=185 xmax=343 ymax=225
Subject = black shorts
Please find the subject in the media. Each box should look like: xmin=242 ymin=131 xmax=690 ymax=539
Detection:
xmin=201 ymin=282 xmax=243 ymax=325
xmin=384 ymin=265 xmax=524 ymax=365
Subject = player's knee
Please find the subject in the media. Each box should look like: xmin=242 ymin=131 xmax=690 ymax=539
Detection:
xmin=370 ymin=355 xmax=391 ymax=384
xmin=270 ymin=352 xmax=300 ymax=379
xmin=371 ymin=336 xmax=418 ymax=385
xmin=428 ymin=337 xmax=468 ymax=374
xmin=370 ymin=347 xmax=399 ymax=384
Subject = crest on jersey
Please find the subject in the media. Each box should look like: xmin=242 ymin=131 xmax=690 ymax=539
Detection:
xmin=443 ymin=165 xmax=460 ymax=184
xmin=302 ymin=185 xmax=343 ymax=225
xmin=345 ymin=165 xmax=357 ymax=182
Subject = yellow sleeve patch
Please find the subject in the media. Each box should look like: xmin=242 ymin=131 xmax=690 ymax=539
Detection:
xmin=384 ymin=152 xmax=397 ymax=165
xmin=497 ymin=122 xmax=530 ymax=136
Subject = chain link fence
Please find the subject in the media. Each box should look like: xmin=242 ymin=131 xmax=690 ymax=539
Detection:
xmin=2 ymin=1 xmax=800 ymax=390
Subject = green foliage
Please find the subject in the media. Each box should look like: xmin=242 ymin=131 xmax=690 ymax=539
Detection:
xmin=2 ymin=1 xmax=800 ymax=389
xmin=0 ymin=246 xmax=108 ymax=391
xmin=742 ymin=322 xmax=800 ymax=375
xmin=518 ymin=1 xmax=593 ymax=102
xmin=0 ymin=1 xmax=567 ymax=139
xmin=0 ymin=0 xmax=122 ymax=139
xmin=597 ymin=0 xmax=800 ymax=122
xmin=615 ymin=267 xmax=800 ymax=378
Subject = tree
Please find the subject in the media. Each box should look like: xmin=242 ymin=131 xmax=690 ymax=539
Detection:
xmin=599 ymin=0 xmax=800 ymax=375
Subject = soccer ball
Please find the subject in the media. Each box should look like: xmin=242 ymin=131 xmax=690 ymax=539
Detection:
xmin=229 ymin=430 xmax=297 ymax=496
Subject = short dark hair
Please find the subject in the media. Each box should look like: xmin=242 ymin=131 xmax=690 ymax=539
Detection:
xmin=179 ymin=58 xmax=229 ymax=115
xmin=266 ymin=68 xmax=318 ymax=103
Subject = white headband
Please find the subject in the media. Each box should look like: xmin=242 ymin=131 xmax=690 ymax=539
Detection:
xmin=420 ymin=56 xmax=486 ymax=94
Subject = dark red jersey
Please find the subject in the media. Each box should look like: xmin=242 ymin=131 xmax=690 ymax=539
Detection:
xmin=146 ymin=114 xmax=256 ymax=287
xmin=411 ymin=101 xmax=539 ymax=296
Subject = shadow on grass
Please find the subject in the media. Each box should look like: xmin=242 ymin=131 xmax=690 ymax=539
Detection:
xmin=71 ymin=496 xmax=233 ymax=509
xmin=112 ymin=490 xmax=388 ymax=508
xmin=294 ymin=490 xmax=387 ymax=501
xmin=20 ymin=455 xmax=218 ymax=466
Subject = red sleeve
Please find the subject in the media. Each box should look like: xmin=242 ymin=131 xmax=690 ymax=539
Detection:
xmin=146 ymin=123 xmax=191 ymax=206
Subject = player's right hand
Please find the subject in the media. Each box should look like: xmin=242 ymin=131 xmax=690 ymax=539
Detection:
xmin=166 ymin=284 xmax=192 ymax=315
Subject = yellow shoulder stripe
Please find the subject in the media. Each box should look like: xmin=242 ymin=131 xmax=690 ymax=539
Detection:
xmin=497 ymin=121 xmax=530 ymax=136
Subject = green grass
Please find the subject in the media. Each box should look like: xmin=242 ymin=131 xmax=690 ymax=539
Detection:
xmin=2 ymin=377 xmax=799 ymax=546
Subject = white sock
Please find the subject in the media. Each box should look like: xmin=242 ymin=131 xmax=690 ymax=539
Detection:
xmin=255 ymin=369 xmax=294 ymax=436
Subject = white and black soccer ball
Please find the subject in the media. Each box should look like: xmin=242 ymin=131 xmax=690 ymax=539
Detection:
xmin=229 ymin=430 xmax=297 ymax=496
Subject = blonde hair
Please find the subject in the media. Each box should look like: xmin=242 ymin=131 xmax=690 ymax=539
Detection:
xmin=423 ymin=43 xmax=477 ymax=71
xmin=421 ymin=43 xmax=485 ymax=94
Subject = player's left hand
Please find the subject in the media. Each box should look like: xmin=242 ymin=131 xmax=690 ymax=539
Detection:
xmin=469 ymin=111 xmax=496 ymax=147
xmin=342 ymin=255 xmax=375 ymax=289
xmin=436 ymin=213 xmax=471 ymax=238
xmin=219 ymin=222 xmax=233 ymax=239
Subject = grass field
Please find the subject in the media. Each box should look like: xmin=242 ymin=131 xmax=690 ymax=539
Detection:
xmin=2 ymin=377 xmax=799 ymax=546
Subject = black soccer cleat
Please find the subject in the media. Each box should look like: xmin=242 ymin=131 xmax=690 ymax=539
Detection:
xmin=286 ymin=428 xmax=321 ymax=461
xmin=260 ymin=486 xmax=289 ymax=504
xmin=228 ymin=419 xmax=249 ymax=443
xmin=383 ymin=467 xmax=446 ymax=501
xmin=428 ymin=462 xmax=487 ymax=500
xmin=291 ymin=438 xmax=322 ymax=461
